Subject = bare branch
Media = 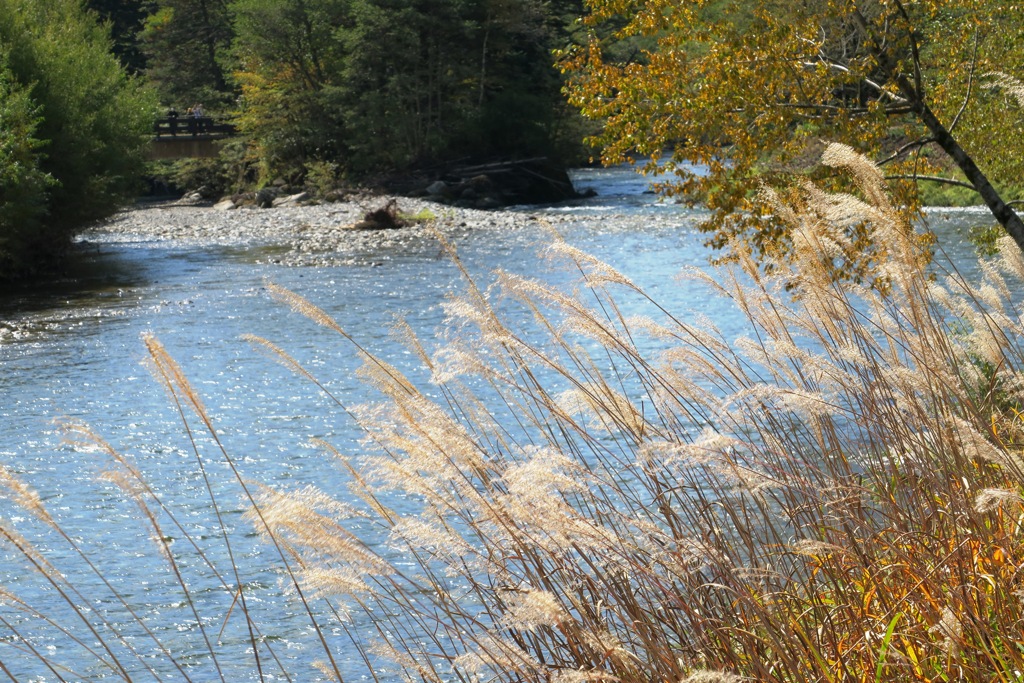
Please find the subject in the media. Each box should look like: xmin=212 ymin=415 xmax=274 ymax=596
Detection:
xmin=773 ymin=102 xmax=915 ymax=116
xmin=949 ymin=29 xmax=980 ymax=134
xmin=807 ymin=60 xmax=890 ymax=99
xmin=885 ymin=173 xmax=977 ymax=192
xmin=801 ymin=59 xmax=909 ymax=107
xmin=776 ymin=102 xmax=871 ymax=113
xmin=892 ymin=0 xmax=924 ymax=100
xmin=877 ymin=137 xmax=935 ymax=166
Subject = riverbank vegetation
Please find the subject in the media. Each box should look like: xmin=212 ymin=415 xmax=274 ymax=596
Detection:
xmin=2 ymin=145 xmax=1023 ymax=681
xmin=0 ymin=0 xmax=591 ymax=280
xmin=0 ymin=0 xmax=154 ymax=281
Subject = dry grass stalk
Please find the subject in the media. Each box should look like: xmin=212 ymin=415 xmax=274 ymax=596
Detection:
xmin=988 ymin=72 xmax=1024 ymax=108
xmin=2 ymin=144 xmax=1023 ymax=681
xmin=284 ymin=143 xmax=1023 ymax=682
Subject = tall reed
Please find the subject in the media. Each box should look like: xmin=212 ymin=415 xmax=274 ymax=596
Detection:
xmin=1 ymin=143 xmax=1023 ymax=681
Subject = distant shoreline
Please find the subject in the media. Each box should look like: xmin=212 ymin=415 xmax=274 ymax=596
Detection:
xmin=83 ymin=196 xmax=558 ymax=268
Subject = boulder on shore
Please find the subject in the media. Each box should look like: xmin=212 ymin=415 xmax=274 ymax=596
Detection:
xmin=399 ymin=158 xmax=580 ymax=209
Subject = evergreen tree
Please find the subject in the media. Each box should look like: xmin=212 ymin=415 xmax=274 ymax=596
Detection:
xmin=141 ymin=0 xmax=233 ymax=108
xmin=467 ymin=0 xmax=585 ymax=159
xmin=0 ymin=60 xmax=53 ymax=276
xmin=337 ymin=0 xmax=470 ymax=169
xmin=85 ymin=0 xmax=152 ymax=73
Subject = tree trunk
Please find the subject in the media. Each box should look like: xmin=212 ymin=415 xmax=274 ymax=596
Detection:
xmin=896 ymin=75 xmax=1024 ymax=253
xmin=198 ymin=0 xmax=227 ymax=93
xmin=853 ymin=6 xmax=1024 ymax=253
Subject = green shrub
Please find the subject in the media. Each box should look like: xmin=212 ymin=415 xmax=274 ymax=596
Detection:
xmin=918 ymin=178 xmax=1024 ymax=208
xmin=0 ymin=0 xmax=156 ymax=279
xmin=168 ymin=157 xmax=231 ymax=198
xmin=144 ymin=139 xmax=257 ymax=199
xmin=917 ymin=178 xmax=982 ymax=207
xmin=303 ymin=159 xmax=342 ymax=197
xmin=0 ymin=60 xmax=53 ymax=275
xmin=969 ymin=222 xmax=1005 ymax=258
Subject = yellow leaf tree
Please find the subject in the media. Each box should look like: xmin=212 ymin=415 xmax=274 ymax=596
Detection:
xmin=560 ymin=0 xmax=1024 ymax=271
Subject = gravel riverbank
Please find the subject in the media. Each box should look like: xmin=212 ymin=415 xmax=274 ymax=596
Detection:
xmin=83 ymin=195 xmax=564 ymax=267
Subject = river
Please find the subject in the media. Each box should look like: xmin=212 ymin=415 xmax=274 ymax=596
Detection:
xmin=0 ymin=165 xmax=997 ymax=680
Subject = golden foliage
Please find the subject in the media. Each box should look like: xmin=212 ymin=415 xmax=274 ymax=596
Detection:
xmin=560 ymin=0 xmax=1024 ymax=273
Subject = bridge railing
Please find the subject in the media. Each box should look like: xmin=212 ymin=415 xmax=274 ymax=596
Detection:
xmin=154 ymin=116 xmax=235 ymax=138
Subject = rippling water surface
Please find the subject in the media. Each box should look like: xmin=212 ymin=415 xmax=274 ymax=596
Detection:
xmin=0 ymin=166 xmax=997 ymax=680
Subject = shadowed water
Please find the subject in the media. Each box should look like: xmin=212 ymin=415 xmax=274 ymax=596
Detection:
xmin=0 ymin=166 xmax=996 ymax=680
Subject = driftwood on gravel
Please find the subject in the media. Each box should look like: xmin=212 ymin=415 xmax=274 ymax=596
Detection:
xmin=351 ymin=199 xmax=411 ymax=230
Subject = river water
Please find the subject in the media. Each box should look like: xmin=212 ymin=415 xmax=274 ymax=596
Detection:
xmin=0 ymin=166 xmax=997 ymax=680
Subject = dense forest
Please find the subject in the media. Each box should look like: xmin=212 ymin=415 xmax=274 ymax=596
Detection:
xmin=0 ymin=0 xmax=588 ymax=281
xmin=93 ymin=0 xmax=590 ymax=184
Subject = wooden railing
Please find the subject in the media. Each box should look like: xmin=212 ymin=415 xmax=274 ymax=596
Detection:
xmin=153 ymin=116 xmax=235 ymax=139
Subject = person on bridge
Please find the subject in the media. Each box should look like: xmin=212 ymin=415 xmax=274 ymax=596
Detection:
xmin=192 ymin=103 xmax=205 ymax=134
xmin=167 ymin=106 xmax=179 ymax=136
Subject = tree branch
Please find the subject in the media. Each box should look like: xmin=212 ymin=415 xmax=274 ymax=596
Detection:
xmin=949 ymin=29 xmax=980 ymax=134
xmin=773 ymin=102 xmax=915 ymax=117
xmin=802 ymin=59 xmax=908 ymax=107
xmin=884 ymin=174 xmax=977 ymax=192
xmin=876 ymin=137 xmax=935 ymax=166
xmin=892 ymin=0 xmax=924 ymax=99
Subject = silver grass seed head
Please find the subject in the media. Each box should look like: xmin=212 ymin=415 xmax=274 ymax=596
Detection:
xmin=639 ymin=435 xmax=727 ymax=468
xmin=368 ymin=640 xmax=446 ymax=683
xmin=820 ymin=142 xmax=890 ymax=211
xmin=501 ymin=588 xmax=568 ymax=631
xmin=997 ymin=235 xmax=1024 ymax=280
xmin=681 ymin=673 xmax=744 ymax=683
xmin=452 ymin=634 xmax=542 ymax=676
xmin=546 ymin=240 xmax=636 ymax=289
xmin=968 ymin=322 xmax=1007 ymax=367
xmin=0 ymin=466 xmax=54 ymax=528
xmin=974 ymin=488 xmax=1024 ymax=514
xmin=987 ymin=71 xmax=1024 ymax=107
xmin=980 ymin=260 xmax=1013 ymax=304
xmin=390 ymin=517 xmax=476 ymax=571
xmin=951 ymin=417 xmax=1007 ymax=465
xmin=928 ymin=606 xmax=963 ymax=657
xmin=548 ymin=670 xmax=621 ymax=683
xmin=299 ymin=567 xmax=367 ymax=603
xmin=789 ymin=538 xmax=848 ymax=559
